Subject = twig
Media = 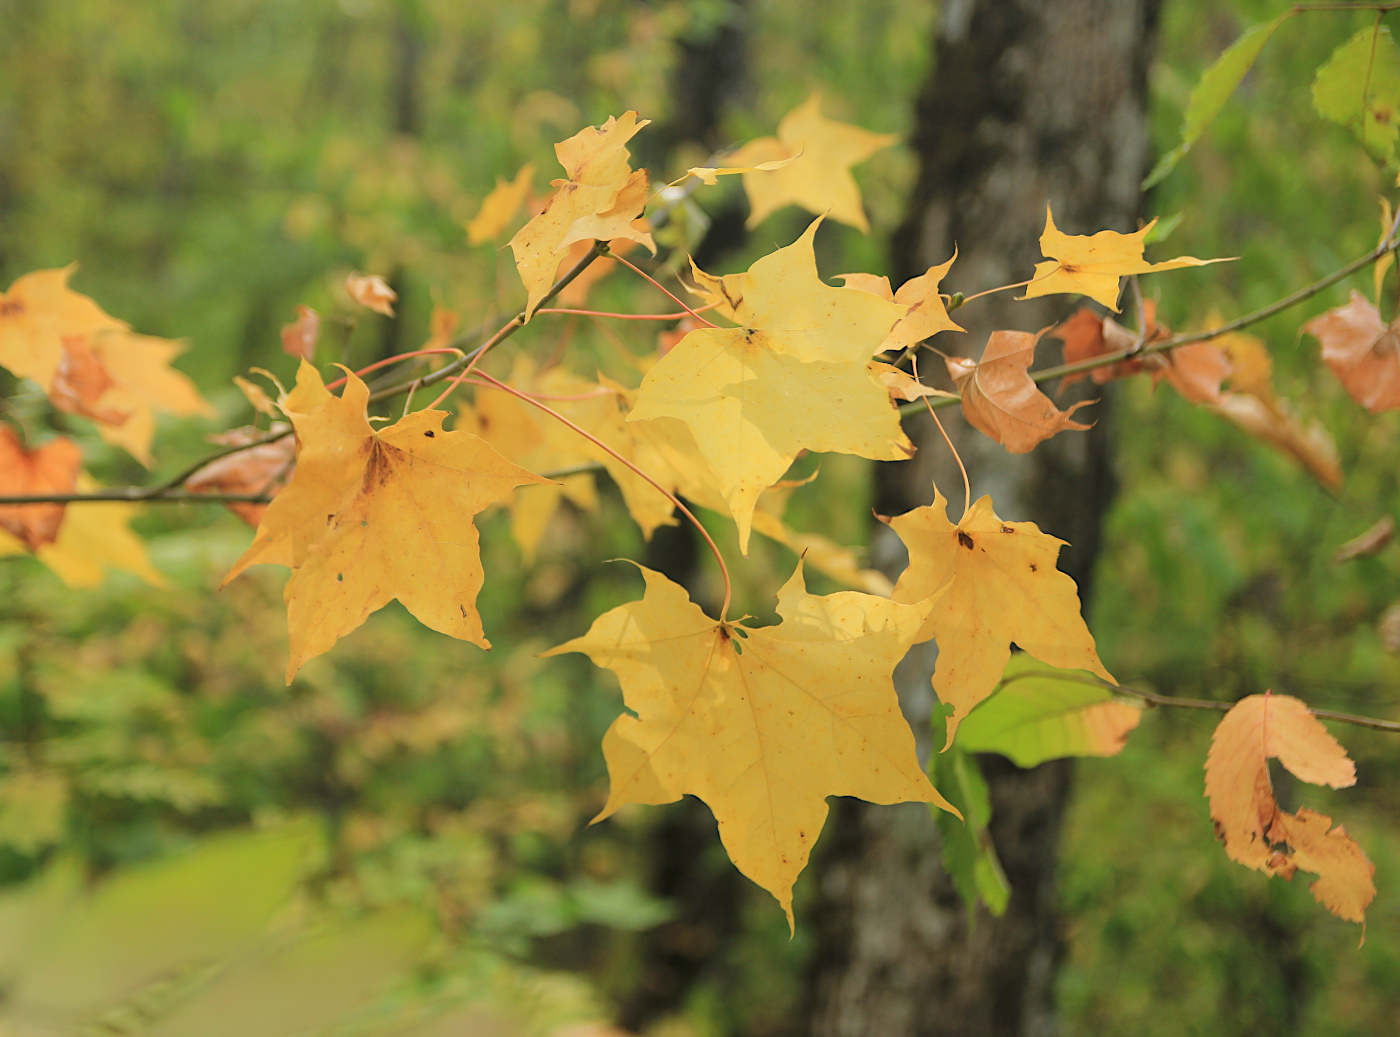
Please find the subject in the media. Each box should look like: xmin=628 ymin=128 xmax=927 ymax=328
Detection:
xmin=1001 ymin=668 xmax=1400 ymax=733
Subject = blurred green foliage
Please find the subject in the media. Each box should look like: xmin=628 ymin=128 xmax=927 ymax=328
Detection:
xmin=1 ymin=0 xmax=1400 ymax=1035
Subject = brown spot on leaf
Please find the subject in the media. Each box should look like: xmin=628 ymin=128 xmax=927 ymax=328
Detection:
xmin=1001 ymin=524 xmax=1013 ymax=533
xmin=424 ymin=429 xmax=435 ymax=438
xmin=957 ymin=531 xmax=974 ymax=549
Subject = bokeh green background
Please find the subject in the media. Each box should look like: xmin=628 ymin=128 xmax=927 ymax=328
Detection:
xmin=2 ymin=1 xmax=1399 ymax=1034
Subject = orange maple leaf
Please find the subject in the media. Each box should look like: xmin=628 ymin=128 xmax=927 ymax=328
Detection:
xmin=945 ymin=329 xmax=1094 ymax=453
xmin=57 ymin=330 xmax=213 ymax=467
xmin=0 ymin=427 xmax=82 ymax=551
xmin=280 ymin=305 xmax=320 ymax=361
xmin=224 ymin=362 xmax=547 ymax=681
xmin=1205 ymin=692 xmax=1374 ymax=927
xmin=466 ymin=161 xmax=535 ymax=245
xmin=0 ymin=267 xmax=128 ymax=391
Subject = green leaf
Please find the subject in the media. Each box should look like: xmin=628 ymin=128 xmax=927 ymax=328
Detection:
xmin=932 ymin=706 xmax=1010 ymax=920
xmin=141 ymin=908 xmax=432 ymax=1037
xmin=0 ymin=825 xmax=313 ymax=1028
xmin=1143 ymin=13 xmax=1288 ymax=188
xmin=955 ymin=655 xmax=1143 ymax=769
xmin=1313 ymin=25 xmax=1400 ymax=165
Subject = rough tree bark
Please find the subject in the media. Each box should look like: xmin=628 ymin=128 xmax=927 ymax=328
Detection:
xmin=803 ymin=2 xmax=1159 ymax=1035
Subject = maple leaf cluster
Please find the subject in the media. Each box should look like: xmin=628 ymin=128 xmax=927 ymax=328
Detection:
xmin=0 ymin=95 xmax=1389 ymax=932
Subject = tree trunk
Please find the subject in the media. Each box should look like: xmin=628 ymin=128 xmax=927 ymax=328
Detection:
xmin=803 ymin=2 xmax=1159 ymax=1035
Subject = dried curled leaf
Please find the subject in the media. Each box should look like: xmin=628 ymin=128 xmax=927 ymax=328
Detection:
xmin=1334 ymin=515 xmax=1394 ymax=563
xmin=1051 ymin=305 xmax=1166 ymax=387
xmin=508 ymin=112 xmax=656 ymax=319
xmin=1303 ymin=290 xmax=1400 ymax=414
xmin=345 ymin=273 xmax=396 ymax=317
xmin=1211 ymin=393 xmax=1342 ymax=491
xmin=1155 ymin=341 xmax=1232 ymax=405
xmin=946 ymin=330 xmax=1094 ymax=453
xmin=184 ymin=428 xmax=297 ymax=527
xmin=544 ymin=561 xmax=954 ymax=927
xmin=1205 ymin=692 xmax=1374 ymax=927
xmin=0 ymin=427 xmax=82 ymax=550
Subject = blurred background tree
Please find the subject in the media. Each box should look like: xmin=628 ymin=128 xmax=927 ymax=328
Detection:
xmin=1 ymin=1 xmax=1398 ymax=1035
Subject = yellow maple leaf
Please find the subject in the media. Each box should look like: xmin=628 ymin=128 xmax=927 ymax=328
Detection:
xmin=0 ymin=267 xmax=128 ymax=390
xmin=840 ymin=253 xmax=964 ymax=351
xmin=888 ymin=486 xmax=1112 ymax=746
xmin=685 ymin=154 xmax=796 ymax=185
xmin=0 ymin=474 xmax=164 ymax=588
xmin=59 ymin=330 xmax=214 ymax=467
xmin=682 ymin=257 xmax=746 ymax=322
xmin=725 ymin=94 xmax=897 ymax=232
xmin=466 ymin=162 xmax=535 ymax=245
xmin=628 ymin=220 xmax=911 ymax=550
xmin=508 ymin=113 xmax=656 ymax=319
xmin=1021 ymin=205 xmax=1228 ymax=310
xmin=544 ymin=560 xmax=954 ymax=926
xmin=224 ymin=362 xmax=547 ymax=681
xmin=1205 ymin=692 xmax=1374 ymax=926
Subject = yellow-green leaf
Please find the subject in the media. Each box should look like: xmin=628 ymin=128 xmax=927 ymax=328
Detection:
xmin=954 ymin=654 xmax=1142 ymax=768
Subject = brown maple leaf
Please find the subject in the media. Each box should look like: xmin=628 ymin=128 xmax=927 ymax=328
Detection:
xmin=946 ymin=330 xmax=1094 ymax=453
xmin=184 ymin=427 xmax=297 ymax=526
xmin=1302 ymin=290 xmax=1400 ymax=413
xmin=0 ymin=426 xmax=83 ymax=550
xmin=1052 ymin=304 xmax=1170 ymax=387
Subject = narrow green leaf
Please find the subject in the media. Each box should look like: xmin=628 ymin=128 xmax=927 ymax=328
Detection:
xmin=955 ymin=655 xmax=1143 ymax=768
xmin=933 ymin=706 xmax=1010 ymax=920
xmin=1313 ymin=25 xmax=1400 ymax=165
xmin=1143 ymin=13 xmax=1288 ymax=189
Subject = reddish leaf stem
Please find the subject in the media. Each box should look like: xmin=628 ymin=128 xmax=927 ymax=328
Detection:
xmin=534 ymin=303 xmax=719 ymax=321
xmin=470 ymin=369 xmax=733 ymax=623
xmin=326 ymin=347 xmax=465 ymax=392
xmin=607 ymin=253 xmax=721 ymax=329
xmin=915 ymin=354 xmax=971 ymax=519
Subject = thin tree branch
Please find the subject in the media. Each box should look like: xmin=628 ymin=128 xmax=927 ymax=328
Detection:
xmin=9 ymin=163 xmax=1397 ymax=506
xmin=1002 ymin=668 xmax=1400 ymax=733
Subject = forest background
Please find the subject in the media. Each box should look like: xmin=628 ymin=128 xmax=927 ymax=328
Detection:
xmin=0 ymin=0 xmax=1398 ymax=1035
